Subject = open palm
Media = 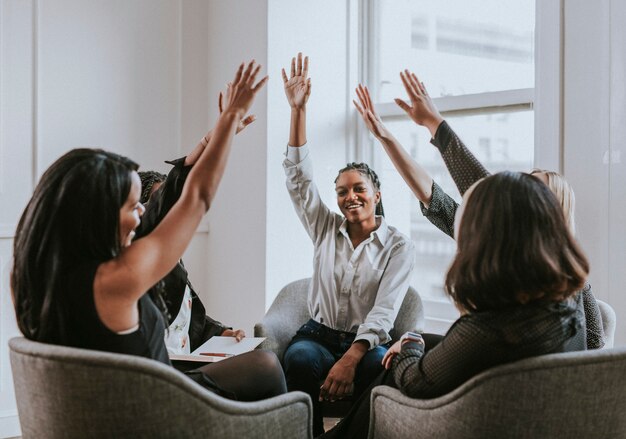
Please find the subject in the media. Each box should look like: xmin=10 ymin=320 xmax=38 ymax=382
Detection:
xmin=282 ymin=52 xmax=311 ymax=109
xmin=354 ymin=84 xmax=389 ymax=140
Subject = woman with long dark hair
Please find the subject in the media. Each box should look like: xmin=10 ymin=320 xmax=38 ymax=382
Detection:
xmin=11 ymin=61 xmax=286 ymax=401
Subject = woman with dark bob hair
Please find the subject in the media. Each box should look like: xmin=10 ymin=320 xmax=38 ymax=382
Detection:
xmin=11 ymin=61 xmax=287 ymax=401
xmin=322 ymin=171 xmax=589 ymax=438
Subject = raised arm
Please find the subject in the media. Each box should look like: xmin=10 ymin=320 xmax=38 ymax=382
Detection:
xmin=354 ymin=84 xmax=434 ymax=207
xmin=282 ymin=53 xmax=336 ymax=243
xmin=396 ymin=70 xmax=489 ymax=195
xmin=184 ymin=88 xmax=257 ymax=167
xmin=96 ymin=61 xmax=268 ymax=307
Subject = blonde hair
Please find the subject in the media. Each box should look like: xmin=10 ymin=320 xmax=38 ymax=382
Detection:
xmin=530 ymin=169 xmax=576 ymax=234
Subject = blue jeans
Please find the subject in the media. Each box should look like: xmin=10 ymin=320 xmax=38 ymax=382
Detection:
xmin=283 ymin=319 xmax=389 ymax=435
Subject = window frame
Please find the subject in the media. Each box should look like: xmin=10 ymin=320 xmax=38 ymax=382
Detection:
xmin=357 ymin=0 xmax=562 ymax=331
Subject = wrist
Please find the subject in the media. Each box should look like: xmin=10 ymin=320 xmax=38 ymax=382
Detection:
xmin=290 ymin=106 xmax=306 ymax=114
xmin=400 ymin=331 xmax=424 ymax=346
xmin=221 ymin=108 xmax=245 ymax=120
xmin=424 ymin=117 xmax=444 ymax=137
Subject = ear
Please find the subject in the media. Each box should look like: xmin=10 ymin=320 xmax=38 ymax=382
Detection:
xmin=375 ymin=191 xmax=381 ymax=204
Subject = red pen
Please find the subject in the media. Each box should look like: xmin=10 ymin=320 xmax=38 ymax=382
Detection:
xmin=199 ymin=352 xmax=234 ymax=357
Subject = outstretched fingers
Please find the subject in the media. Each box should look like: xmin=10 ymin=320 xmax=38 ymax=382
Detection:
xmin=232 ymin=63 xmax=244 ymax=87
xmin=252 ymin=75 xmax=269 ymax=92
xmin=302 ymin=55 xmax=309 ymax=79
xmin=353 ymin=99 xmax=364 ymax=115
xmin=296 ymin=52 xmax=303 ymax=76
xmin=247 ymin=63 xmax=262 ymax=86
xmin=394 ymin=97 xmax=412 ymax=115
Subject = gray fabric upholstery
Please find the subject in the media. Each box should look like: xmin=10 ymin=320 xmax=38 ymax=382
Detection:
xmin=9 ymin=337 xmax=312 ymax=439
xmin=254 ymin=278 xmax=424 ymax=360
xmin=369 ymin=347 xmax=626 ymax=439
xmin=597 ymin=299 xmax=616 ymax=348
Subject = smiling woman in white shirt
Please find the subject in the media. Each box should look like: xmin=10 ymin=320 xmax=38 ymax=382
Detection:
xmin=280 ymin=53 xmax=416 ymax=436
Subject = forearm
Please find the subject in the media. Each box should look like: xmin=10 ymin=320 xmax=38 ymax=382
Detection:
xmin=184 ymin=129 xmax=213 ymax=166
xmin=432 ymin=121 xmax=490 ymax=195
xmin=379 ymin=133 xmax=433 ymax=207
xmin=340 ymin=340 xmax=369 ymax=368
xmin=184 ymin=111 xmax=240 ymax=209
xmin=289 ymin=107 xmax=307 ymax=147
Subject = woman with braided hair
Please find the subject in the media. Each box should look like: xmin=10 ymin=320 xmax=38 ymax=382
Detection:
xmin=281 ymin=53 xmax=415 ymax=436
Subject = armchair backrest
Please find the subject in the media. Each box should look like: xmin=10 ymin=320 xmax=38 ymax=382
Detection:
xmin=255 ymin=278 xmax=423 ymax=360
xmin=9 ymin=337 xmax=312 ymax=439
xmin=369 ymin=347 xmax=626 ymax=439
xmin=597 ymin=299 xmax=616 ymax=348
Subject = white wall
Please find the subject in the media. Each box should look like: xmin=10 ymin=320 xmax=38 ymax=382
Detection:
xmin=201 ymin=0 xmax=360 ymax=333
xmin=0 ymin=1 xmax=211 ymax=436
xmin=563 ymin=0 xmax=626 ymax=345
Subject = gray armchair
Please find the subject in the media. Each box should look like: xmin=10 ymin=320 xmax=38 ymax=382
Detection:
xmin=254 ymin=277 xmax=424 ymax=360
xmin=9 ymin=337 xmax=312 ymax=439
xmin=369 ymin=347 xmax=626 ymax=439
xmin=597 ymin=299 xmax=616 ymax=348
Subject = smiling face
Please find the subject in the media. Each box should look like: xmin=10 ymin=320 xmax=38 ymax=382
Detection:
xmin=119 ymin=171 xmax=145 ymax=247
xmin=335 ymin=170 xmax=380 ymax=224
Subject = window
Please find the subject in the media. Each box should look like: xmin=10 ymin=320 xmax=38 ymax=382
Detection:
xmin=362 ymin=0 xmax=536 ymax=332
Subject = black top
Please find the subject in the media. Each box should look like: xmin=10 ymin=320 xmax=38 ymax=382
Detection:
xmin=392 ymin=293 xmax=586 ymax=399
xmin=420 ymin=121 xmax=605 ymax=350
xmin=134 ymin=157 xmax=230 ymax=351
xmin=64 ymin=261 xmax=170 ymax=365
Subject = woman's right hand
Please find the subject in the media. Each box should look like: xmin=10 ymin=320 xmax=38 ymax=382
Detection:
xmin=282 ymin=52 xmax=311 ymax=109
xmin=353 ymin=84 xmax=390 ymax=140
xmin=382 ymin=340 xmax=403 ymax=370
xmin=221 ymin=60 xmax=268 ymax=118
xmin=395 ymin=70 xmax=444 ymax=137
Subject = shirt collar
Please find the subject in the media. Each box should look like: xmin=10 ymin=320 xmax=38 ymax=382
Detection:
xmin=338 ymin=216 xmax=389 ymax=246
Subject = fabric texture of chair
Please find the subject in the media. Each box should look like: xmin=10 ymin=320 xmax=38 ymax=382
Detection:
xmin=368 ymin=347 xmax=626 ymax=439
xmin=597 ymin=299 xmax=616 ymax=348
xmin=254 ymin=278 xmax=424 ymax=361
xmin=9 ymin=337 xmax=312 ymax=439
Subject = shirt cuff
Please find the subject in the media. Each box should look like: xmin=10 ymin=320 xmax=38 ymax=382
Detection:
xmin=354 ymin=333 xmax=379 ymax=350
xmin=430 ymin=120 xmax=453 ymax=152
xmin=420 ymin=180 xmax=445 ymax=216
xmin=285 ymin=143 xmax=309 ymax=165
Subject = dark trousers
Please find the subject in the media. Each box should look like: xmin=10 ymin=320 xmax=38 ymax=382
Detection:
xmin=283 ymin=319 xmax=390 ymax=436
xmin=321 ymin=332 xmax=445 ymax=439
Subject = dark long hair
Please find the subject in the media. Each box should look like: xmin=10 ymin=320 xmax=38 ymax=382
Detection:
xmin=335 ymin=162 xmax=384 ymax=216
xmin=11 ymin=148 xmax=139 ymax=342
xmin=445 ymin=171 xmax=589 ymax=312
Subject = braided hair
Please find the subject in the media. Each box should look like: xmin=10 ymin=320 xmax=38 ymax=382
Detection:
xmin=137 ymin=170 xmax=171 ymax=325
xmin=138 ymin=170 xmax=167 ymax=204
xmin=335 ymin=162 xmax=385 ymax=217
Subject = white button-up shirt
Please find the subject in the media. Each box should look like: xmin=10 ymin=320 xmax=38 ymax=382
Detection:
xmin=284 ymin=144 xmax=416 ymax=349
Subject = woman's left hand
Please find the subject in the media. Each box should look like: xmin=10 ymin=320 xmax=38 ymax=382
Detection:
xmin=382 ymin=340 xmax=402 ymax=370
xmin=353 ymin=84 xmax=390 ymax=140
xmin=319 ymin=360 xmax=356 ymax=402
xmin=221 ymin=328 xmax=246 ymax=342
xmin=219 ymin=85 xmax=256 ymax=134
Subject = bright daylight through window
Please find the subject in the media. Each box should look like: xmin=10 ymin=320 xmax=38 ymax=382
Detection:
xmin=366 ymin=0 xmax=535 ymax=329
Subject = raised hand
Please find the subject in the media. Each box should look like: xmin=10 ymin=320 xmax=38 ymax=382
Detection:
xmin=221 ymin=60 xmax=268 ymax=118
xmin=353 ymin=84 xmax=390 ymax=140
xmin=395 ymin=70 xmax=444 ymax=136
xmin=282 ymin=52 xmax=311 ymax=109
xmin=219 ymin=86 xmax=256 ymax=134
